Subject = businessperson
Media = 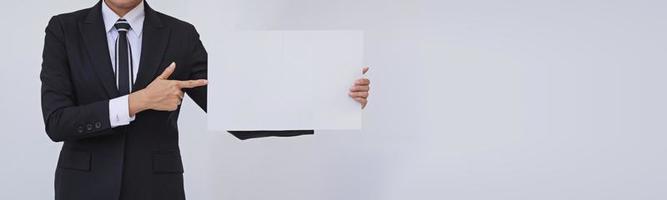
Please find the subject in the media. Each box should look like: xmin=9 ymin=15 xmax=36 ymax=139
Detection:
xmin=40 ymin=0 xmax=371 ymax=199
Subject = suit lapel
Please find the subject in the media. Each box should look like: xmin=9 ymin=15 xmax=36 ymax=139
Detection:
xmin=134 ymin=2 xmax=170 ymax=91
xmin=80 ymin=1 xmax=119 ymax=98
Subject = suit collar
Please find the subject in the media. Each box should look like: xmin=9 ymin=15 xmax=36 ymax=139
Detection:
xmin=134 ymin=1 xmax=170 ymax=91
xmin=143 ymin=1 xmax=164 ymax=28
xmin=83 ymin=1 xmax=103 ymax=24
xmin=81 ymin=1 xmax=119 ymax=98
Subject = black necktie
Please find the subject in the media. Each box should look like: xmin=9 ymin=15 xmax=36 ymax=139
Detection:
xmin=114 ymin=19 xmax=132 ymax=95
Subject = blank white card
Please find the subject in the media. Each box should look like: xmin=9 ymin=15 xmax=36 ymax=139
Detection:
xmin=208 ymin=31 xmax=364 ymax=131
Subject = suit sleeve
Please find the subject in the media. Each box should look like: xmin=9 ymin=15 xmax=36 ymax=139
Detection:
xmin=40 ymin=16 xmax=114 ymax=142
xmin=183 ymin=25 xmax=314 ymax=140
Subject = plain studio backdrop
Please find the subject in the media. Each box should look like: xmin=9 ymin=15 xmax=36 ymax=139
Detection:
xmin=1 ymin=0 xmax=667 ymax=199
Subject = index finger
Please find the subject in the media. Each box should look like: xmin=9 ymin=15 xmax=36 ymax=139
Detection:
xmin=176 ymin=79 xmax=208 ymax=89
xmin=355 ymin=78 xmax=370 ymax=85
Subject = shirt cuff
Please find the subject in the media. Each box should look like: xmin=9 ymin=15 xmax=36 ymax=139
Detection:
xmin=109 ymin=95 xmax=136 ymax=128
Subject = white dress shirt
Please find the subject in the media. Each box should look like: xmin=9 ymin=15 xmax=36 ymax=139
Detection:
xmin=103 ymin=0 xmax=145 ymax=128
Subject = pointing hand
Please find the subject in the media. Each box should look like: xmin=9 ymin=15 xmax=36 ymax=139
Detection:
xmin=129 ymin=62 xmax=208 ymax=115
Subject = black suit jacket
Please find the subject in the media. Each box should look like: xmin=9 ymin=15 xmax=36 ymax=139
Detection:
xmin=40 ymin=1 xmax=312 ymax=200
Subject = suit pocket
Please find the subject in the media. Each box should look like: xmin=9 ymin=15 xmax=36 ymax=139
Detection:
xmin=152 ymin=151 xmax=184 ymax=174
xmin=59 ymin=150 xmax=91 ymax=172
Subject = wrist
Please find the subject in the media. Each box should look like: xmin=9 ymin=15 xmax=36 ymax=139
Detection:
xmin=128 ymin=90 xmax=149 ymax=116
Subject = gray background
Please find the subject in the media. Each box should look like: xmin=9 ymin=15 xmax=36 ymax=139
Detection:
xmin=1 ymin=0 xmax=666 ymax=199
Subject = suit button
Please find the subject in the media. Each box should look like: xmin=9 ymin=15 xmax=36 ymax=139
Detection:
xmin=86 ymin=124 xmax=93 ymax=131
xmin=95 ymin=122 xmax=102 ymax=128
xmin=77 ymin=126 xmax=84 ymax=133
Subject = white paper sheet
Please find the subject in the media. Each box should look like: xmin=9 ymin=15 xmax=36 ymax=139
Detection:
xmin=207 ymin=31 xmax=364 ymax=131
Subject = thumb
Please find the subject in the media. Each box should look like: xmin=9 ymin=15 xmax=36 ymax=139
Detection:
xmin=362 ymin=66 xmax=370 ymax=74
xmin=156 ymin=62 xmax=176 ymax=80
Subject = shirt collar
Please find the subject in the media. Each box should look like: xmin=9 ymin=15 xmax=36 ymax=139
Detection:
xmin=101 ymin=0 xmax=145 ymax=34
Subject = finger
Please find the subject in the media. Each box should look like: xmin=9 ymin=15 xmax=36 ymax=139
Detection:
xmin=177 ymin=79 xmax=208 ymax=89
xmin=362 ymin=66 xmax=369 ymax=74
xmin=355 ymin=78 xmax=370 ymax=85
xmin=354 ymin=97 xmax=368 ymax=107
xmin=349 ymin=85 xmax=369 ymax=92
xmin=157 ymin=62 xmax=176 ymax=80
xmin=348 ymin=91 xmax=369 ymax=98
